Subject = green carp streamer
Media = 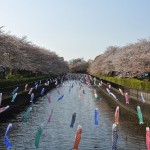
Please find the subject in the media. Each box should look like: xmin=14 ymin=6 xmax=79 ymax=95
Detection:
xmin=137 ymin=106 xmax=144 ymax=124
xmin=23 ymin=107 xmax=32 ymax=123
xmin=35 ymin=124 xmax=44 ymax=148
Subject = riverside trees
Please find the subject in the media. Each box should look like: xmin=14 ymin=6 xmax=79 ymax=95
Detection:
xmin=88 ymin=39 xmax=150 ymax=78
xmin=0 ymin=29 xmax=68 ymax=78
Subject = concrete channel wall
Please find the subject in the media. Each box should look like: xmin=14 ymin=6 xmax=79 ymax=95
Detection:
xmin=93 ymin=76 xmax=150 ymax=122
xmin=0 ymin=77 xmax=62 ymax=120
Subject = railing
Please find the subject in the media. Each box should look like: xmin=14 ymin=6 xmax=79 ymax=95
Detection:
xmin=90 ymin=75 xmax=150 ymax=121
xmin=94 ymin=76 xmax=150 ymax=104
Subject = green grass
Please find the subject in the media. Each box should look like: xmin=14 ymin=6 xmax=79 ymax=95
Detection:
xmin=0 ymin=76 xmax=53 ymax=88
xmin=93 ymin=74 xmax=150 ymax=91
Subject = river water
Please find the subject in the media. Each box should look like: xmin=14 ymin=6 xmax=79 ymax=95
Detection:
xmin=0 ymin=80 xmax=147 ymax=150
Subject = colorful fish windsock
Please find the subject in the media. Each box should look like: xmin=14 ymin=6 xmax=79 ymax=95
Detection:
xmin=5 ymin=123 xmax=12 ymax=136
xmin=108 ymin=84 xmax=111 ymax=89
xmin=4 ymin=123 xmax=13 ymax=149
xmin=35 ymin=84 xmax=38 ymax=90
xmin=35 ymin=124 xmax=44 ymax=148
xmin=25 ymin=84 xmax=28 ymax=91
xmin=41 ymin=88 xmax=45 ymax=95
xmin=94 ymin=93 xmax=98 ymax=99
xmin=0 ymin=93 xmax=2 ymax=106
xmin=141 ymin=92 xmax=145 ymax=103
xmin=106 ymin=88 xmax=111 ymax=94
xmin=94 ymin=90 xmax=98 ymax=99
xmin=125 ymin=93 xmax=129 ymax=104
xmin=4 ymin=135 xmax=12 ymax=150
xmin=110 ymin=93 xmax=118 ymax=100
xmin=0 ymin=106 xmax=9 ymax=114
xmin=11 ymin=93 xmax=17 ymax=102
xmin=95 ymin=108 xmax=99 ymax=126
xmin=30 ymin=93 xmax=34 ymax=103
xmin=46 ymin=81 xmax=50 ymax=86
xmin=89 ymin=76 xmax=93 ymax=81
xmin=115 ymin=106 xmax=119 ymax=125
xmin=73 ymin=125 xmax=82 ymax=150
xmin=70 ymin=112 xmax=76 ymax=128
xmin=12 ymin=87 xmax=18 ymax=95
xmin=98 ymin=82 xmax=101 ymax=87
xmin=119 ymin=88 xmax=124 ymax=96
xmin=47 ymin=109 xmax=53 ymax=123
xmin=83 ymin=90 xmax=85 ymax=94
xmin=137 ymin=106 xmax=144 ymax=124
xmin=94 ymin=80 xmax=96 ymax=86
xmin=28 ymin=88 xmax=33 ymax=95
xmin=146 ymin=127 xmax=150 ymax=150
xmin=55 ymin=80 xmax=58 ymax=85
xmin=112 ymin=123 xmax=118 ymax=150
xmin=100 ymin=80 xmax=103 ymax=86
xmin=47 ymin=94 xmax=51 ymax=103
xmin=23 ymin=107 xmax=32 ymax=123
xmin=57 ymin=95 xmax=64 ymax=101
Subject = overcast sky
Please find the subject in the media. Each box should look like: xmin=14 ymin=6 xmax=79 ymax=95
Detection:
xmin=0 ymin=0 xmax=150 ymax=61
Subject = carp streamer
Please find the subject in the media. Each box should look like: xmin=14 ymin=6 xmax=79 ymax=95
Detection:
xmin=70 ymin=112 xmax=76 ymax=128
xmin=137 ymin=106 xmax=144 ymax=124
xmin=35 ymin=124 xmax=44 ymax=148
xmin=4 ymin=123 xmax=13 ymax=149
xmin=115 ymin=106 xmax=119 ymax=125
xmin=94 ymin=108 xmax=99 ymax=126
xmin=73 ymin=125 xmax=82 ymax=150
xmin=146 ymin=127 xmax=150 ymax=150
xmin=112 ymin=123 xmax=118 ymax=150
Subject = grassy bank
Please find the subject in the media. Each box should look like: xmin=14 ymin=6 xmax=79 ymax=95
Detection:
xmin=0 ymin=75 xmax=54 ymax=88
xmin=93 ymin=74 xmax=150 ymax=91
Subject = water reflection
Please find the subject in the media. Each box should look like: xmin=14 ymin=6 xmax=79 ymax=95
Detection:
xmin=0 ymin=81 xmax=146 ymax=150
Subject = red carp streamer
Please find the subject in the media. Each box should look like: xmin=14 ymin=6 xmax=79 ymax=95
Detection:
xmin=73 ymin=125 xmax=82 ymax=150
xmin=115 ymin=106 xmax=119 ymax=125
xmin=146 ymin=127 xmax=150 ymax=150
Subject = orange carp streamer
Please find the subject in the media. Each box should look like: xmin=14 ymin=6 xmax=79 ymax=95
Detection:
xmin=115 ymin=106 xmax=119 ymax=125
xmin=73 ymin=125 xmax=82 ymax=150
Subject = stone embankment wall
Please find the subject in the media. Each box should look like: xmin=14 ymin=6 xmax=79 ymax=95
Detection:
xmin=94 ymin=76 xmax=150 ymax=122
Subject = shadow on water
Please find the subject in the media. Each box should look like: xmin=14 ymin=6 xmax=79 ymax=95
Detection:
xmin=0 ymin=80 xmax=147 ymax=150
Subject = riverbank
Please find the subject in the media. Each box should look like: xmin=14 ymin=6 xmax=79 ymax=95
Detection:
xmin=93 ymin=74 xmax=150 ymax=91
xmin=0 ymin=76 xmax=63 ymax=120
xmin=93 ymin=75 xmax=150 ymax=124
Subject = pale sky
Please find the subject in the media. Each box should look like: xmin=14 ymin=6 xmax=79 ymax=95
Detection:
xmin=0 ymin=0 xmax=150 ymax=61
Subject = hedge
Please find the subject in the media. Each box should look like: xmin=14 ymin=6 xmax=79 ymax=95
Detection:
xmin=0 ymin=75 xmax=56 ymax=89
xmin=93 ymin=74 xmax=150 ymax=91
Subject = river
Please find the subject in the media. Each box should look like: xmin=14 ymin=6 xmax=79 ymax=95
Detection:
xmin=0 ymin=80 xmax=146 ymax=150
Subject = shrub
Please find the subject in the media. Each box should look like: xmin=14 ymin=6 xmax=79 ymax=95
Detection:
xmin=93 ymin=74 xmax=150 ymax=91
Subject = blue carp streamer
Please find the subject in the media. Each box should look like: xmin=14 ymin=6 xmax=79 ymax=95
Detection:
xmin=4 ymin=123 xmax=13 ymax=149
xmin=141 ymin=92 xmax=145 ymax=103
xmin=94 ymin=108 xmax=99 ymax=126
xmin=112 ymin=123 xmax=118 ymax=150
xmin=41 ymin=88 xmax=45 ymax=95
xmin=12 ymin=87 xmax=18 ymax=95
xmin=58 ymin=95 xmax=64 ymax=101
xmin=70 ymin=112 xmax=76 ymax=128
xmin=11 ymin=93 xmax=18 ymax=102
